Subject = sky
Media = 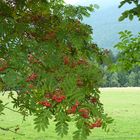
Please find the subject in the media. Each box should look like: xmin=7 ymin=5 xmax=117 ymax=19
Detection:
xmin=65 ymin=0 xmax=122 ymax=9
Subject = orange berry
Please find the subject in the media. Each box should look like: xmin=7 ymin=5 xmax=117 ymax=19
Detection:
xmin=89 ymin=119 xmax=102 ymax=129
xmin=26 ymin=73 xmax=38 ymax=82
xmin=39 ymin=101 xmax=51 ymax=107
xmin=63 ymin=56 xmax=70 ymax=65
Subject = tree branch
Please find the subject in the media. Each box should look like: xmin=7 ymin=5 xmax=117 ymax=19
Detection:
xmin=5 ymin=106 xmax=22 ymax=114
xmin=0 ymin=126 xmax=25 ymax=136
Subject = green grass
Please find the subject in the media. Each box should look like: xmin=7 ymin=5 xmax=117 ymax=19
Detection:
xmin=0 ymin=87 xmax=140 ymax=140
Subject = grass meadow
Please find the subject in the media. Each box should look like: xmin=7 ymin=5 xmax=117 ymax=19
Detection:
xmin=0 ymin=87 xmax=140 ymax=140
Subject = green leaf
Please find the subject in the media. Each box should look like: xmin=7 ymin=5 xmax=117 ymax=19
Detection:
xmin=129 ymin=14 xmax=134 ymax=20
xmin=34 ymin=110 xmax=52 ymax=132
xmin=55 ymin=121 xmax=69 ymax=137
xmin=94 ymin=4 xmax=100 ymax=9
xmin=0 ymin=100 xmax=4 ymax=115
xmin=119 ymin=15 xmax=125 ymax=21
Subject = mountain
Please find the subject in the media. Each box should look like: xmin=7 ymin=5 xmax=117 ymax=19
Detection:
xmin=83 ymin=3 xmax=140 ymax=52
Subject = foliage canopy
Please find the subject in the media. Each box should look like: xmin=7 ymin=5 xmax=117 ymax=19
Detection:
xmin=0 ymin=0 xmax=112 ymax=139
xmin=115 ymin=0 xmax=140 ymax=70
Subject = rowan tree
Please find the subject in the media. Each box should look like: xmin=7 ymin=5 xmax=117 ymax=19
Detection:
xmin=0 ymin=0 xmax=112 ymax=139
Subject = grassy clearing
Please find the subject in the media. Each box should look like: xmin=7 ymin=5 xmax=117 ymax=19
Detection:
xmin=0 ymin=88 xmax=140 ymax=140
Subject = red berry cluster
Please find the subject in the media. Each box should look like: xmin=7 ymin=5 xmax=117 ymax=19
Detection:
xmin=0 ymin=58 xmax=8 ymax=72
xmin=63 ymin=56 xmax=88 ymax=69
xmin=77 ymin=59 xmax=88 ymax=65
xmin=90 ymin=97 xmax=98 ymax=104
xmin=51 ymin=89 xmax=66 ymax=103
xmin=38 ymin=101 xmax=51 ymax=107
xmin=63 ymin=56 xmax=70 ymax=65
xmin=79 ymin=108 xmax=89 ymax=119
xmin=67 ymin=101 xmax=80 ymax=114
xmin=89 ymin=119 xmax=102 ymax=129
xmin=26 ymin=73 xmax=38 ymax=82
xmin=45 ymin=89 xmax=66 ymax=103
xmin=52 ymin=95 xmax=66 ymax=103
xmin=67 ymin=102 xmax=90 ymax=119
xmin=43 ymin=31 xmax=56 ymax=41
xmin=39 ymin=89 xmax=66 ymax=108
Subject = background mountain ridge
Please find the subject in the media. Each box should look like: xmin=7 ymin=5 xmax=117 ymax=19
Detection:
xmin=84 ymin=4 xmax=140 ymax=52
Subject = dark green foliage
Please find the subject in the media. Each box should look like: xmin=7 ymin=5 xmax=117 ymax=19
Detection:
xmin=103 ymin=69 xmax=140 ymax=87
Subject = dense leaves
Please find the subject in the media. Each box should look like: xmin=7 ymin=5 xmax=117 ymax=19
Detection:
xmin=117 ymin=0 xmax=140 ymax=70
xmin=0 ymin=0 xmax=112 ymax=139
xmin=115 ymin=31 xmax=140 ymax=70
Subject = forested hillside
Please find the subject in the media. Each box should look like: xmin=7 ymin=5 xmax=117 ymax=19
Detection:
xmin=101 ymin=51 xmax=140 ymax=87
xmin=84 ymin=4 xmax=140 ymax=51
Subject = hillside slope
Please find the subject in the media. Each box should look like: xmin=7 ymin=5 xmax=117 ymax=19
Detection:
xmin=84 ymin=4 xmax=140 ymax=51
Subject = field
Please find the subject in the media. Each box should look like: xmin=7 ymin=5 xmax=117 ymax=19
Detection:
xmin=0 ymin=88 xmax=140 ymax=140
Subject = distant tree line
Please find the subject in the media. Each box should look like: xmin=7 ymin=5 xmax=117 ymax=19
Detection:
xmin=102 ymin=51 xmax=140 ymax=87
